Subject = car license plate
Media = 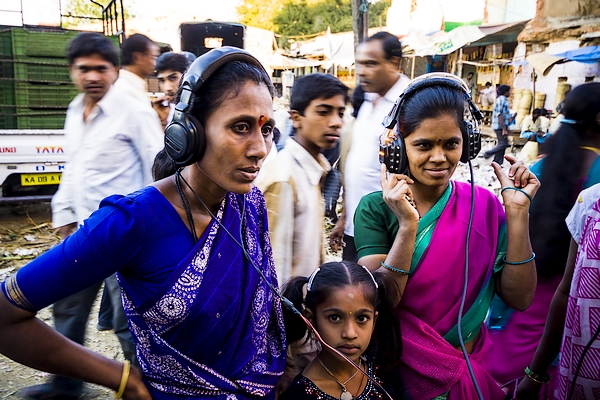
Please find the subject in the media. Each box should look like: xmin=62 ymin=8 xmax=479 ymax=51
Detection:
xmin=20 ymin=172 xmax=62 ymax=186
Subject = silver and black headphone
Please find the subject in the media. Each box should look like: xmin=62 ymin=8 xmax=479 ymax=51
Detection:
xmin=379 ymin=72 xmax=485 ymax=174
xmin=164 ymin=46 xmax=268 ymax=168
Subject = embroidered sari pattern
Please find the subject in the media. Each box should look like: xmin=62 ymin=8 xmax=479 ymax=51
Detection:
xmin=557 ymin=199 xmax=600 ymax=399
xmin=119 ymin=188 xmax=286 ymax=398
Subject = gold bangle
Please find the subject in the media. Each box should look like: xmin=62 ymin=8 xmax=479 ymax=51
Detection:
xmin=115 ymin=360 xmax=131 ymax=399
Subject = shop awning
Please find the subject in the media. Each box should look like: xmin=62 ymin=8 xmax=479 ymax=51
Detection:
xmin=524 ymin=45 xmax=600 ymax=75
xmin=553 ymin=46 xmax=600 ymax=63
xmin=403 ymin=20 xmax=530 ymax=56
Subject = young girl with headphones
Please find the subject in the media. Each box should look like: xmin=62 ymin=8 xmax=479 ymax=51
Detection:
xmin=279 ymin=261 xmax=402 ymax=400
xmin=0 ymin=47 xmax=286 ymax=399
xmin=354 ymin=73 xmax=540 ymax=399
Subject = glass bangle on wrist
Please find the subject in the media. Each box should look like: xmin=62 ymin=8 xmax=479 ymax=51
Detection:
xmin=524 ymin=366 xmax=550 ymax=384
xmin=503 ymin=252 xmax=535 ymax=265
xmin=381 ymin=261 xmax=410 ymax=275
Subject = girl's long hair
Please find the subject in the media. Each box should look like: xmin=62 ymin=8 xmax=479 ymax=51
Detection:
xmin=530 ymin=82 xmax=600 ymax=277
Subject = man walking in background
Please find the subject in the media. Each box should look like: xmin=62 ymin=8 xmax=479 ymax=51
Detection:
xmin=19 ymin=32 xmax=163 ymax=400
xmin=330 ymin=32 xmax=410 ymax=262
xmin=484 ymin=84 xmax=514 ymax=166
xmin=114 ymin=33 xmax=161 ymax=107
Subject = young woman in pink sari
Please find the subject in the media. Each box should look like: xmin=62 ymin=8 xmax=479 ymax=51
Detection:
xmin=354 ymin=74 xmax=540 ymax=399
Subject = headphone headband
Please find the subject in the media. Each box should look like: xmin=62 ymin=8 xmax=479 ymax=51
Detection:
xmin=181 ymin=46 xmax=267 ymax=94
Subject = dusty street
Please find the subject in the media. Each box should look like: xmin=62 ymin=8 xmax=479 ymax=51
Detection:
xmin=0 ymin=202 xmax=119 ymax=399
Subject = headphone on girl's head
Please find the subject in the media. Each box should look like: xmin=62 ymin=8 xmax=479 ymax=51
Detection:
xmin=164 ymin=46 xmax=268 ymax=168
xmin=379 ymin=72 xmax=484 ymax=174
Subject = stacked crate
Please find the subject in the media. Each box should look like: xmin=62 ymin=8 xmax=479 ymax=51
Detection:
xmin=0 ymin=27 xmax=118 ymax=129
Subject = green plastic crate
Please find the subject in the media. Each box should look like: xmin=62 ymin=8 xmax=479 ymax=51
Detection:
xmin=0 ymin=27 xmax=120 ymax=60
xmin=15 ymin=111 xmax=67 ymax=129
xmin=13 ymin=81 xmax=79 ymax=108
xmin=0 ymin=111 xmax=17 ymax=129
xmin=0 ymin=108 xmax=67 ymax=129
xmin=0 ymin=80 xmax=15 ymax=106
xmin=0 ymin=30 xmax=12 ymax=57
xmin=7 ymin=28 xmax=80 ymax=58
xmin=0 ymin=59 xmax=71 ymax=82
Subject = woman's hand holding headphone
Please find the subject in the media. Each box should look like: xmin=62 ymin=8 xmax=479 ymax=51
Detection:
xmin=492 ymin=154 xmax=541 ymax=210
xmin=380 ymin=164 xmax=420 ymax=224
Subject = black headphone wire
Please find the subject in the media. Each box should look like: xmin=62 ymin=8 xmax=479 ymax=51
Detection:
xmin=175 ymin=171 xmax=394 ymax=400
xmin=567 ymin=321 xmax=600 ymax=399
xmin=175 ymin=169 xmax=199 ymax=243
xmin=456 ymin=160 xmax=484 ymax=400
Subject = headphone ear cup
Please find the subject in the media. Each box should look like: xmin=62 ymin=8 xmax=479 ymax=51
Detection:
xmin=461 ymin=120 xmax=481 ymax=163
xmin=164 ymin=112 xmax=206 ymax=168
xmin=461 ymin=120 xmax=470 ymax=164
xmin=186 ymin=113 xmax=206 ymax=162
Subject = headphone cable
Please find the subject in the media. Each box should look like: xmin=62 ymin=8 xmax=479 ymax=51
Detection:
xmin=566 ymin=320 xmax=600 ymax=399
xmin=456 ymin=160 xmax=484 ymax=400
xmin=176 ymin=171 xmax=394 ymax=400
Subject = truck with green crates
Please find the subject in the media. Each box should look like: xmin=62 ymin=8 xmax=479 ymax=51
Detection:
xmin=0 ymin=25 xmax=119 ymax=200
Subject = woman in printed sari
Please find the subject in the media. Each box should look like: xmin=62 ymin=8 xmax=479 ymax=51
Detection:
xmin=353 ymin=74 xmax=539 ymax=399
xmin=0 ymin=47 xmax=286 ymax=399
xmin=489 ymin=82 xmax=600 ymax=398
xmin=516 ymin=183 xmax=600 ymax=399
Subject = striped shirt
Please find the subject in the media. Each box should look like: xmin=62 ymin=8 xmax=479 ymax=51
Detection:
xmin=492 ymin=95 xmax=511 ymax=130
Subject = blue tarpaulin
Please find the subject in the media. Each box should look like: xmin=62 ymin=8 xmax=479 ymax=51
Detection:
xmin=553 ymin=46 xmax=600 ymax=64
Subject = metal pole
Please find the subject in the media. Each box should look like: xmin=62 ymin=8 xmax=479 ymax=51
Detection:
xmin=120 ymin=0 xmax=126 ymax=40
xmin=362 ymin=0 xmax=369 ymax=41
xmin=20 ymin=0 xmax=24 ymax=25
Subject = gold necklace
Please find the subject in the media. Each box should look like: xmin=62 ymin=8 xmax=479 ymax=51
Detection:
xmin=317 ymin=356 xmax=362 ymax=400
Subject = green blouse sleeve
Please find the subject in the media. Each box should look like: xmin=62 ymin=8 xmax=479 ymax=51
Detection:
xmin=354 ymin=191 xmax=399 ymax=259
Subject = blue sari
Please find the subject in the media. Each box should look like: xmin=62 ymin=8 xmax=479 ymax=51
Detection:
xmin=2 ymin=186 xmax=286 ymax=399
xmin=121 ymin=189 xmax=286 ymax=398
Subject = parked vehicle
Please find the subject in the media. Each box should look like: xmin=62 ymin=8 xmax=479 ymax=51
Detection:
xmin=0 ymin=130 xmax=65 ymax=198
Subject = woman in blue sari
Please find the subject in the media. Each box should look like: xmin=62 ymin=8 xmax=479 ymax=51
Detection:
xmin=0 ymin=47 xmax=286 ymax=399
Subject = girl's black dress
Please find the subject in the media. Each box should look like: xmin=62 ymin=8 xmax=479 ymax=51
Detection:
xmin=279 ymin=361 xmax=384 ymax=400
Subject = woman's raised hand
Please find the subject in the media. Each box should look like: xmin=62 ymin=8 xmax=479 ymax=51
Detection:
xmin=380 ymin=164 xmax=420 ymax=223
xmin=492 ymin=155 xmax=541 ymax=210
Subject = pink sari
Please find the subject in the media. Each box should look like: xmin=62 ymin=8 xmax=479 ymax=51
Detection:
xmin=398 ymin=182 xmax=507 ymax=400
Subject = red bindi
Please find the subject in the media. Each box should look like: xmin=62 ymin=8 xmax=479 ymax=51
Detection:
xmin=259 ymin=115 xmax=267 ymax=128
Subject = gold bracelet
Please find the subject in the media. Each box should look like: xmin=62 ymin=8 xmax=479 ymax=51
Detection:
xmin=115 ymin=360 xmax=131 ymax=399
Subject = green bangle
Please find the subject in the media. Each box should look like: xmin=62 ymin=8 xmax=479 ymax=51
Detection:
xmin=524 ymin=366 xmax=550 ymax=384
xmin=503 ymin=252 xmax=535 ymax=265
xmin=501 ymin=186 xmax=533 ymax=205
xmin=381 ymin=261 xmax=410 ymax=275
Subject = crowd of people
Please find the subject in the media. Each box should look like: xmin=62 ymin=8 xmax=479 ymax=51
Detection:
xmin=0 ymin=30 xmax=599 ymax=400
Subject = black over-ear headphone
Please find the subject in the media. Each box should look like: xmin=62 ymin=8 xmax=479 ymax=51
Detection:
xmin=164 ymin=46 xmax=268 ymax=168
xmin=379 ymin=72 xmax=485 ymax=174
